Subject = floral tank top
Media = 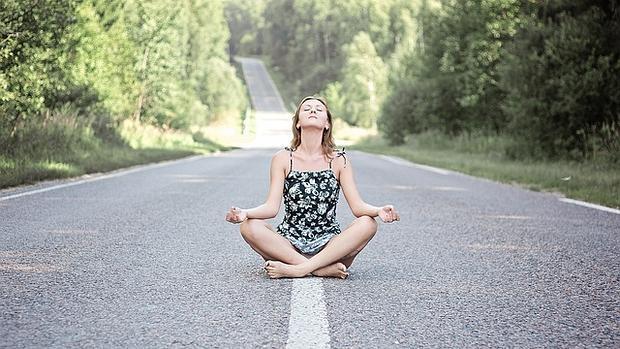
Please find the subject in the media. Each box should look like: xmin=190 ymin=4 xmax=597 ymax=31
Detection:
xmin=276 ymin=146 xmax=347 ymax=255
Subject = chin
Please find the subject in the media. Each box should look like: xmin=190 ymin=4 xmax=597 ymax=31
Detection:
xmin=301 ymin=126 xmax=325 ymax=131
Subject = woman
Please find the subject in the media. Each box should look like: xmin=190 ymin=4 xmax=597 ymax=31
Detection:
xmin=225 ymin=96 xmax=400 ymax=279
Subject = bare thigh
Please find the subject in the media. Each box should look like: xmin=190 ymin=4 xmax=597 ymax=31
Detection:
xmin=239 ymin=218 xmax=305 ymax=263
xmin=327 ymin=216 xmax=377 ymax=268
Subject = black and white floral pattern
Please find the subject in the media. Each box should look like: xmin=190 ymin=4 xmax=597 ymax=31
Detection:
xmin=276 ymin=148 xmax=345 ymax=255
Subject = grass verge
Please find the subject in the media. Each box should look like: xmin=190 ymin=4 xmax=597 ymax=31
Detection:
xmin=350 ymin=133 xmax=620 ymax=209
xmin=0 ymin=120 xmax=231 ymax=190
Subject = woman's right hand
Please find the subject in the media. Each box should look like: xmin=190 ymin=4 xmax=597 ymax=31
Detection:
xmin=226 ymin=206 xmax=247 ymax=224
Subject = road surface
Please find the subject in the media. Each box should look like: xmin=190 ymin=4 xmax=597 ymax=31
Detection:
xmin=1 ymin=58 xmax=619 ymax=348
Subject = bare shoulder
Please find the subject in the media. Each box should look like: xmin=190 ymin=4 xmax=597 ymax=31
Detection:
xmin=273 ymin=148 xmax=289 ymax=160
xmin=330 ymin=148 xmax=350 ymax=178
xmin=271 ymin=148 xmax=291 ymax=170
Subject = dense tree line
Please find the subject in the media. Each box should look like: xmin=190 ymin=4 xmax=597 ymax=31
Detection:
xmin=225 ymin=0 xmax=415 ymax=128
xmin=1 ymin=0 xmax=246 ymax=157
xmin=227 ymin=0 xmax=619 ymax=160
xmin=381 ymin=0 xmax=619 ymax=159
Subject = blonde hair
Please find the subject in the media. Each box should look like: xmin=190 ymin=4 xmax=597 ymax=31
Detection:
xmin=289 ymin=96 xmax=337 ymax=160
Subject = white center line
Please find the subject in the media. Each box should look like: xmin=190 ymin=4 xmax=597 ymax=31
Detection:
xmin=286 ymin=278 xmax=330 ymax=349
xmin=0 ymin=155 xmax=205 ymax=202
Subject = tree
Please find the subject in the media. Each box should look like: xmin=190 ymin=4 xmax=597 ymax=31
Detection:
xmin=500 ymin=0 xmax=620 ymax=159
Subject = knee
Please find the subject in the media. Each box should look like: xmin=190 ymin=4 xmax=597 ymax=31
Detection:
xmin=356 ymin=215 xmax=378 ymax=236
xmin=239 ymin=218 xmax=262 ymax=241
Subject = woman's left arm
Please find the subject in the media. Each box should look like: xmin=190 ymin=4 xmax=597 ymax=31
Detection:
xmin=338 ymin=156 xmax=400 ymax=223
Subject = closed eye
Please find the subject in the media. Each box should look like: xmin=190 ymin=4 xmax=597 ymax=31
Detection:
xmin=303 ymin=105 xmax=324 ymax=111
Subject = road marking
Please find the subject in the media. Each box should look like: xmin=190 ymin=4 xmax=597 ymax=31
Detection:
xmin=558 ymin=198 xmax=620 ymax=215
xmin=387 ymin=185 xmax=415 ymax=190
xmin=286 ymin=278 xmax=330 ymax=349
xmin=378 ymin=155 xmax=451 ymax=175
xmin=430 ymin=186 xmax=467 ymax=191
xmin=477 ymin=214 xmax=531 ymax=220
xmin=0 ymin=155 xmax=204 ymax=202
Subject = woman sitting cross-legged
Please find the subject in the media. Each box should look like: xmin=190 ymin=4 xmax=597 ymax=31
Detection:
xmin=225 ymin=96 xmax=400 ymax=279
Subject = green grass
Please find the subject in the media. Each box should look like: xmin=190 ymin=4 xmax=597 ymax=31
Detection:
xmin=350 ymin=133 xmax=620 ymax=209
xmin=0 ymin=119 xmax=231 ymax=189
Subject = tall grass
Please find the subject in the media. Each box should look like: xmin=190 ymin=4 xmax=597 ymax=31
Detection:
xmin=0 ymin=107 xmax=227 ymax=189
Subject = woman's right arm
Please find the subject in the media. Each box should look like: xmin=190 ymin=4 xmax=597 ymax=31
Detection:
xmin=225 ymin=151 xmax=285 ymax=223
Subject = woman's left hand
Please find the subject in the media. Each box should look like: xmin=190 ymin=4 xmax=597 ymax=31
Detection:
xmin=378 ymin=205 xmax=400 ymax=223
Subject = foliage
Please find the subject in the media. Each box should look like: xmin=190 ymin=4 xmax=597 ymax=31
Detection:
xmin=1 ymin=0 xmax=247 ymax=165
xmin=332 ymin=32 xmax=387 ymax=128
xmin=377 ymin=0 xmax=619 ymax=161
xmin=499 ymin=1 xmax=620 ymax=159
xmin=0 ymin=0 xmax=79 ymax=151
xmin=228 ymin=0 xmax=411 ymax=108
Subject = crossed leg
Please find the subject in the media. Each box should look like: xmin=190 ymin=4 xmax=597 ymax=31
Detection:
xmin=239 ymin=219 xmax=348 ymax=278
xmin=239 ymin=216 xmax=377 ymax=279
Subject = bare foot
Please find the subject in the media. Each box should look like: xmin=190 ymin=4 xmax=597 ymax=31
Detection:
xmin=264 ymin=260 xmax=307 ymax=279
xmin=312 ymin=262 xmax=349 ymax=279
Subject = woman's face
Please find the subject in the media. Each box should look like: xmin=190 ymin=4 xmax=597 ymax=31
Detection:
xmin=296 ymin=99 xmax=329 ymax=130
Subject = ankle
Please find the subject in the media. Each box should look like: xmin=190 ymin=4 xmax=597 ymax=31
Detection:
xmin=294 ymin=264 xmax=312 ymax=277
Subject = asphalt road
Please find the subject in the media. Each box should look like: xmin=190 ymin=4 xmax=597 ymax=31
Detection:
xmin=1 ymin=57 xmax=619 ymax=348
xmin=1 ymin=148 xmax=619 ymax=348
xmin=235 ymin=56 xmax=291 ymax=148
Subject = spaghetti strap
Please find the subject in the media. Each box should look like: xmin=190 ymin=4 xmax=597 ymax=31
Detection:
xmin=329 ymin=147 xmax=347 ymax=169
xmin=284 ymin=146 xmax=293 ymax=174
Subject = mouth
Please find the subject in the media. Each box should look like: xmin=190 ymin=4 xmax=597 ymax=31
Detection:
xmin=309 ymin=115 xmax=317 ymax=119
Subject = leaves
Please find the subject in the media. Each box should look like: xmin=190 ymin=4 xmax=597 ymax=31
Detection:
xmin=1 ymin=0 xmax=247 ymax=157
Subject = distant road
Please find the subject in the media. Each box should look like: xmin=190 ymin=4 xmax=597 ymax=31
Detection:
xmin=236 ymin=56 xmax=291 ymax=148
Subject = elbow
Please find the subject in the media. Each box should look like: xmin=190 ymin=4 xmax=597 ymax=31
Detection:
xmin=351 ymin=204 xmax=364 ymax=218
xmin=352 ymin=202 xmax=374 ymax=218
xmin=267 ymin=205 xmax=279 ymax=219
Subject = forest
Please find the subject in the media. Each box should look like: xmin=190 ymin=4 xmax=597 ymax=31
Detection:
xmin=1 ymin=0 xmax=247 ymax=186
xmin=1 ymin=0 xmax=618 ymax=193
xmin=226 ymin=0 xmax=619 ymax=161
